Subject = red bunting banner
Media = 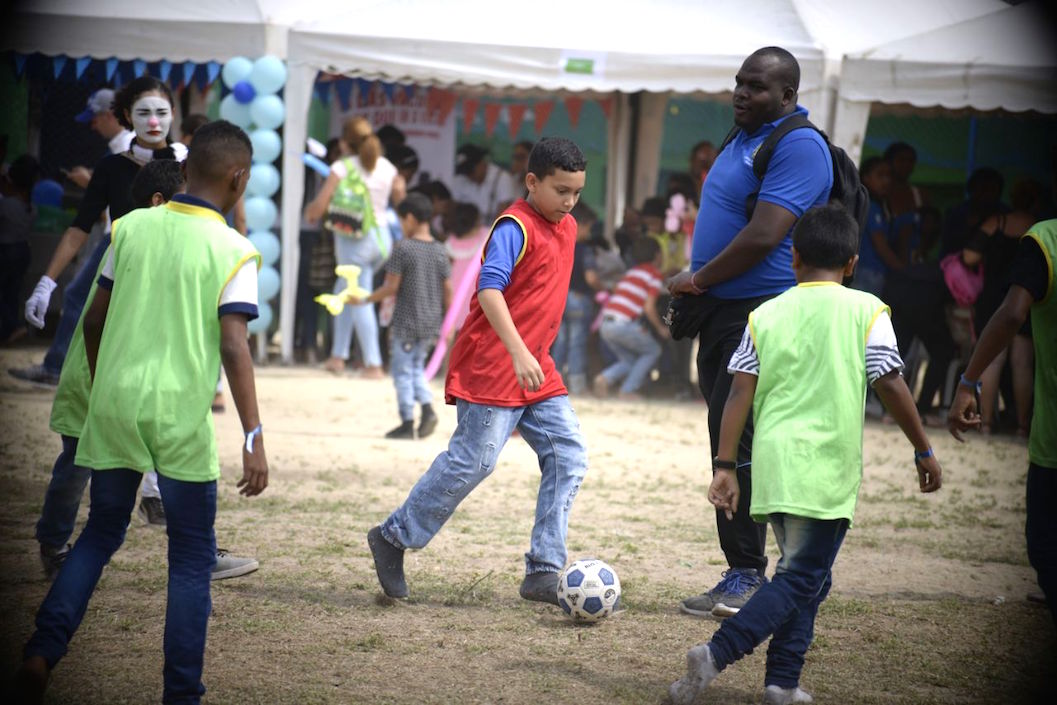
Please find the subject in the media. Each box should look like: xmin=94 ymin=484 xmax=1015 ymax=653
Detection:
xmin=507 ymin=103 xmax=527 ymax=139
xmin=564 ymin=96 xmax=584 ymax=128
xmin=462 ymin=98 xmax=479 ymax=134
xmin=534 ymin=100 xmax=555 ymax=134
xmin=598 ymin=96 xmax=614 ymax=120
xmin=483 ymin=103 xmax=502 ymax=137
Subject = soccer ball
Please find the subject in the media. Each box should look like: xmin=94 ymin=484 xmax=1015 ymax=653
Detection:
xmin=557 ymin=558 xmax=621 ymax=622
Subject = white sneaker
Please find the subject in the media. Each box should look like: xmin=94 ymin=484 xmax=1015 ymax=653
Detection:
xmin=669 ymin=644 xmax=720 ymax=705
xmin=763 ymin=684 xmax=814 ymax=704
xmin=211 ymin=550 xmax=259 ymax=581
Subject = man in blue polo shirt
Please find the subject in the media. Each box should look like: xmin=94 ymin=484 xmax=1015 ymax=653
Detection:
xmin=668 ymin=46 xmax=833 ymax=620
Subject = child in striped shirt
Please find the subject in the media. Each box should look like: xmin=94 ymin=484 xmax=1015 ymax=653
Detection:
xmin=594 ymin=237 xmax=669 ymax=399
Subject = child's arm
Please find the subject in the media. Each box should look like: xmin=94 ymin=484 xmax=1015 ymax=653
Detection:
xmin=872 ymin=371 xmax=942 ymax=492
xmin=83 ymin=287 xmax=112 ymax=381
xmin=304 ymin=171 xmax=340 ymax=225
xmin=443 ymin=277 xmax=453 ymax=313
xmin=478 ymin=288 xmax=543 ymax=392
xmin=709 ymin=371 xmax=757 ymax=519
xmin=642 ymin=291 xmax=670 ymax=338
xmin=220 ymin=314 xmax=269 ymax=497
xmin=872 ymin=229 xmax=906 ymax=271
xmin=357 ymin=272 xmax=401 ymax=305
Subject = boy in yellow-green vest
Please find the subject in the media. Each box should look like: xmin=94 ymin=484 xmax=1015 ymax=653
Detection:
xmin=16 ymin=121 xmax=269 ymax=705
xmin=671 ymin=204 xmax=943 ymax=705
xmin=949 ymin=216 xmax=1057 ymax=629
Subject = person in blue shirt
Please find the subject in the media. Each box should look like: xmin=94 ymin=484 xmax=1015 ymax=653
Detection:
xmin=853 ymin=156 xmax=904 ymax=297
xmin=668 ymin=46 xmax=833 ymax=621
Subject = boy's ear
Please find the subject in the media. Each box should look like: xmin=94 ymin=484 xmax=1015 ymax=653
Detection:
xmin=843 ymin=254 xmax=859 ymax=278
xmin=790 ymin=245 xmax=801 ymax=270
xmin=232 ymin=167 xmax=249 ymax=196
xmin=150 ymin=192 xmax=166 ymax=207
xmin=524 ymin=172 xmax=539 ymax=194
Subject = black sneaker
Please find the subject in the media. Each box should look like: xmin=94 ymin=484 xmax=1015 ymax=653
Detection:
xmin=385 ymin=421 xmax=415 ymax=440
xmin=367 ymin=526 xmax=408 ymax=598
xmin=418 ymin=409 xmax=438 ymax=438
xmin=9 ymin=364 xmax=60 ymax=388
xmin=137 ymin=497 xmax=166 ymax=527
xmin=39 ymin=543 xmax=71 ymax=581
xmin=519 ymin=571 xmax=560 ymax=605
xmin=679 ymin=568 xmax=767 ymax=619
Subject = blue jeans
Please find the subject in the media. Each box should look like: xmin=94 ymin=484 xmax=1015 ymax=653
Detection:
xmin=25 ymin=469 xmax=217 ymax=705
xmin=551 ymin=290 xmax=592 ymax=392
xmin=390 ymin=335 xmax=432 ymax=421
xmin=35 ymin=435 xmax=91 ymax=549
xmin=42 ymin=235 xmax=110 ymax=375
xmin=381 ymin=396 xmax=588 ymax=574
xmin=331 ymin=231 xmax=383 ymax=366
xmin=708 ymin=514 xmax=848 ymax=688
xmin=1027 ymin=462 xmax=1057 ymax=629
xmin=599 ymin=318 xmax=661 ymax=394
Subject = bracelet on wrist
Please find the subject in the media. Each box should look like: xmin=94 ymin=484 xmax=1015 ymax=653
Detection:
xmin=958 ymin=374 xmax=982 ymax=393
xmin=244 ymin=424 xmax=263 ymax=454
xmin=712 ymin=457 xmax=736 ymax=471
xmin=914 ymin=447 xmax=933 ymax=462
xmin=688 ymin=272 xmax=706 ymax=295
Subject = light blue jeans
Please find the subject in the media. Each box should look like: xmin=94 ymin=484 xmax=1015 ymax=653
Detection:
xmin=390 ymin=335 xmax=432 ymax=421
xmin=599 ymin=318 xmax=661 ymax=394
xmin=551 ymin=290 xmax=592 ymax=393
xmin=708 ymin=514 xmax=848 ymax=688
xmin=381 ymin=396 xmax=588 ymax=574
xmin=330 ymin=227 xmax=386 ymax=366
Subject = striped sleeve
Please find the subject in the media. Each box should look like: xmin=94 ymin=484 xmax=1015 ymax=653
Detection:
xmin=865 ymin=310 xmax=903 ymax=384
xmin=726 ymin=324 xmax=760 ymax=376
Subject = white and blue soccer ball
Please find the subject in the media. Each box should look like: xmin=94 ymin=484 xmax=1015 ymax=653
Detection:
xmin=557 ymin=558 xmax=621 ymax=622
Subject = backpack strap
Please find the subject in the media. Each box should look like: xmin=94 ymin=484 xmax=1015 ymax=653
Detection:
xmin=717 ymin=125 xmax=741 ymax=155
xmin=751 ymin=113 xmax=817 ymax=180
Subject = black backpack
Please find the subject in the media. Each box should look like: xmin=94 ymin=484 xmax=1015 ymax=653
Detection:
xmin=718 ymin=114 xmax=870 ymax=236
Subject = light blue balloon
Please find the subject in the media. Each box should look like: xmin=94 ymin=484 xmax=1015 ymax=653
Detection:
xmin=244 ymin=196 xmax=277 ymax=231
xmin=246 ymin=164 xmax=281 ymax=198
xmin=221 ymin=56 xmax=253 ymax=89
xmin=247 ymin=302 xmax=272 ymax=334
xmin=248 ymin=231 xmax=280 ymax=266
xmin=249 ymin=55 xmax=287 ymax=95
xmin=249 ymin=94 xmax=284 ymax=130
xmin=250 ymin=129 xmax=281 ymax=164
xmin=219 ymin=93 xmax=253 ymax=129
xmin=257 ymin=265 xmax=280 ymax=301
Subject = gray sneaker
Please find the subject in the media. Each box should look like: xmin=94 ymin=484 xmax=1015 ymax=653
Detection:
xmin=211 ymin=550 xmax=259 ymax=581
xmin=9 ymin=364 xmax=60 ymax=388
xmin=40 ymin=543 xmax=71 ymax=581
xmin=763 ymin=685 xmax=814 ymax=704
xmin=680 ymin=568 xmax=767 ymax=619
xmin=669 ymin=644 xmax=720 ymax=705
xmin=137 ymin=497 xmax=166 ymax=527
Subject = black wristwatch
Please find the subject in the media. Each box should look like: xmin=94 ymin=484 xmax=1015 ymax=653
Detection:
xmin=712 ymin=457 xmax=737 ymax=471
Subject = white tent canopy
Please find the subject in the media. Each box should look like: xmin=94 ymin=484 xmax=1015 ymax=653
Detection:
xmin=832 ymin=1 xmax=1057 ymax=165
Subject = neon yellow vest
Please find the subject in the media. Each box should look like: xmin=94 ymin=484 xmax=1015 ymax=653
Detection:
xmin=748 ymin=282 xmax=889 ymax=522
xmin=75 ymin=201 xmax=259 ymax=482
xmin=1024 ymin=219 xmax=1057 ymax=468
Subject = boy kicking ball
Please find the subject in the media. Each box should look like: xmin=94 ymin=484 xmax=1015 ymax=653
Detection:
xmin=368 ymin=137 xmax=589 ymax=605
xmin=670 ymin=204 xmax=942 ymax=705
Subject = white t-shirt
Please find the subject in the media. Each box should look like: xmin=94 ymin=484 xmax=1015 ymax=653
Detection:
xmin=331 ymin=156 xmax=398 ymax=220
xmin=109 ymin=129 xmax=134 ymax=155
xmin=452 ymin=163 xmax=517 ymax=223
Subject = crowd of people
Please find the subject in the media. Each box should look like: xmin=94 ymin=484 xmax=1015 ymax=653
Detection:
xmin=1 ymin=43 xmax=1053 ymax=705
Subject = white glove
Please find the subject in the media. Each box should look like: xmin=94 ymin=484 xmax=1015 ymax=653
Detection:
xmin=25 ymin=275 xmax=57 ymax=329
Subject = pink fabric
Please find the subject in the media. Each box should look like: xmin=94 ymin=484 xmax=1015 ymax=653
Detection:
xmin=940 ymin=253 xmax=984 ymax=307
xmin=446 ymin=226 xmax=490 ymax=331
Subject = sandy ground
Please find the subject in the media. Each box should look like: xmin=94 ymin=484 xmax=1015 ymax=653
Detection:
xmin=0 ymin=345 xmax=1052 ymax=704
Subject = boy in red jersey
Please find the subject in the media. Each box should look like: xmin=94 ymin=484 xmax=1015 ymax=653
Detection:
xmin=368 ymin=137 xmax=588 ymax=605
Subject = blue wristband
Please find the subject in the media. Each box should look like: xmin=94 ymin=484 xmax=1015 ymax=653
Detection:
xmin=914 ymin=447 xmax=933 ymax=462
xmin=959 ymin=374 xmax=982 ymax=393
xmin=244 ymin=424 xmax=262 ymax=454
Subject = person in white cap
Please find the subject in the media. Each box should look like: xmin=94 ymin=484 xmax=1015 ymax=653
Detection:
xmin=65 ymin=89 xmax=134 ymax=188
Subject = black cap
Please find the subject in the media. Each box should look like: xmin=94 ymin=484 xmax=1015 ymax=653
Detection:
xmin=455 ymin=144 xmax=488 ymax=176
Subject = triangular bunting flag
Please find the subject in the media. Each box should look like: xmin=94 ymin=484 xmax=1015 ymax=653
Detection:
xmin=335 ymin=78 xmax=354 ymax=110
xmin=507 ymin=103 xmax=527 ymax=139
xmin=314 ymin=81 xmax=332 ymax=105
xmin=533 ymin=100 xmax=554 ymax=134
xmin=434 ymin=90 xmax=457 ymax=125
xmin=382 ymin=82 xmax=395 ymax=104
xmin=13 ymin=53 xmax=27 ymax=79
xmin=598 ymin=96 xmax=614 ymax=120
xmin=52 ymin=56 xmax=68 ymax=79
xmin=182 ymin=61 xmax=196 ymax=87
xmin=205 ymin=62 xmax=221 ymax=87
xmin=158 ymin=59 xmax=172 ymax=82
xmin=403 ymin=84 xmax=416 ymax=102
xmin=462 ymin=98 xmax=480 ymax=134
xmin=356 ymin=79 xmax=372 ymax=106
xmin=133 ymin=59 xmax=147 ymax=77
xmin=75 ymin=57 xmax=92 ymax=80
xmin=483 ymin=103 xmax=502 ymax=138
xmin=564 ymin=96 xmax=583 ymax=128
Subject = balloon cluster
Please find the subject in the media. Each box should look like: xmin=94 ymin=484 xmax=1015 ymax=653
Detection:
xmin=220 ymin=55 xmax=287 ymax=334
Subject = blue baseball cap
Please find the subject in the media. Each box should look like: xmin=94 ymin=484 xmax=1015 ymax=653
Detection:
xmin=75 ymin=89 xmax=115 ymax=123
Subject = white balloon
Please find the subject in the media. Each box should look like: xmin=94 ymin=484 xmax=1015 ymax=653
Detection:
xmin=250 ymin=129 xmax=282 ymax=164
xmin=249 ymin=95 xmax=284 ymax=130
xmin=247 ymin=302 xmax=272 ymax=334
xmin=249 ymin=55 xmax=288 ymax=95
xmin=219 ymin=94 xmax=253 ymax=129
xmin=222 ymin=56 xmax=253 ymax=89
xmin=244 ymin=196 xmax=277 ymax=231
xmin=248 ymin=231 xmax=280 ymax=266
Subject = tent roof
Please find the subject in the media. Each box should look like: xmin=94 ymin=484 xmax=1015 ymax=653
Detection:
xmin=841 ymin=1 xmax=1057 ymax=112
xmin=287 ymin=0 xmax=825 ymax=94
